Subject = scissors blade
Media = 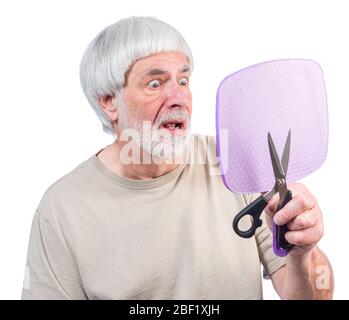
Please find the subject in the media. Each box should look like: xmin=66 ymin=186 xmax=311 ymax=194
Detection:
xmin=267 ymin=132 xmax=285 ymax=180
xmin=281 ymin=129 xmax=291 ymax=177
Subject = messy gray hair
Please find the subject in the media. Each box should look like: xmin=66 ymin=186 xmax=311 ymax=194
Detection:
xmin=79 ymin=16 xmax=194 ymax=136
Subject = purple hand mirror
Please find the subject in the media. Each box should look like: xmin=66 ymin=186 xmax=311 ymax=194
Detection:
xmin=216 ymin=59 xmax=328 ymax=194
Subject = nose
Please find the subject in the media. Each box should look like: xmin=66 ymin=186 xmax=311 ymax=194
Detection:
xmin=163 ymin=79 xmax=190 ymax=108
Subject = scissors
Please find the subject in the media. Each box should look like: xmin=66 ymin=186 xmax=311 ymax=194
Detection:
xmin=232 ymin=129 xmax=294 ymax=257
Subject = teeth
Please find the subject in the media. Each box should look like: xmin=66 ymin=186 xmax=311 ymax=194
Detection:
xmin=164 ymin=124 xmax=176 ymax=129
xmin=161 ymin=120 xmax=185 ymax=130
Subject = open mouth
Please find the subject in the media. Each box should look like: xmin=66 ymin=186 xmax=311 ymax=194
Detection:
xmin=160 ymin=120 xmax=186 ymax=131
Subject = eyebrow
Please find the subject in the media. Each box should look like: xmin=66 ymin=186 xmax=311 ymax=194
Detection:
xmin=180 ymin=66 xmax=191 ymax=74
xmin=146 ymin=69 xmax=166 ymax=76
xmin=143 ymin=66 xmax=191 ymax=77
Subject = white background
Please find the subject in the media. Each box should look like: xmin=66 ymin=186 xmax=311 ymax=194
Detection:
xmin=0 ymin=0 xmax=348 ymax=299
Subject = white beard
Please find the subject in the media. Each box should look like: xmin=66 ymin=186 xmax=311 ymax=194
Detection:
xmin=116 ymin=93 xmax=191 ymax=163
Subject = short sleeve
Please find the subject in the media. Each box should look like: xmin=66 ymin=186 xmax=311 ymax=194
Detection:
xmin=21 ymin=195 xmax=87 ymax=300
xmin=243 ymin=192 xmax=287 ymax=279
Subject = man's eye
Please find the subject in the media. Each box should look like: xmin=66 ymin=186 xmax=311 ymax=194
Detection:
xmin=147 ymin=80 xmax=161 ymax=88
xmin=179 ymin=78 xmax=188 ymax=86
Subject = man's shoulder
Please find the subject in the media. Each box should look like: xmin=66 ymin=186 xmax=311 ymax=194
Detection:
xmin=187 ymin=133 xmax=218 ymax=166
xmin=188 ymin=132 xmax=216 ymax=153
xmin=36 ymin=156 xmax=95 ymax=215
xmin=49 ymin=157 xmax=92 ymax=190
xmin=187 ymin=133 xmax=258 ymax=205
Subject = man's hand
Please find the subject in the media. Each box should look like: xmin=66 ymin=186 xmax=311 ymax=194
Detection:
xmin=264 ymin=182 xmax=334 ymax=299
xmin=264 ymin=182 xmax=324 ymax=256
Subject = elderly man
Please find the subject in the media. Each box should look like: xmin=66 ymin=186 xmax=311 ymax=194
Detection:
xmin=22 ymin=16 xmax=333 ymax=300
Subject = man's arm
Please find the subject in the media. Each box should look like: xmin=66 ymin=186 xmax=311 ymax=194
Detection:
xmin=22 ymin=207 xmax=87 ymax=300
xmin=265 ymin=183 xmax=334 ymax=300
xmin=271 ymin=246 xmax=334 ymax=299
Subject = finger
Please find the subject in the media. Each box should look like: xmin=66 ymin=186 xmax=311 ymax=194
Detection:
xmin=264 ymin=193 xmax=280 ymax=217
xmin=273 ymin=193 xmax=315 ymax=226
xmin=286 ymin=209 xmax=320 ymax=231
xmin=285 ymin=224 xmax=324 ymax=246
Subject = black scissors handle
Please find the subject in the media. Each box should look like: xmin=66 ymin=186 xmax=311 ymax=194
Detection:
xmin=233 ymin=190 xmax=294 ymax=253
xmin=233 ymin=196 xmax=268 ymax=238
xmin=274 ymin=190 xmax=294 ymax=252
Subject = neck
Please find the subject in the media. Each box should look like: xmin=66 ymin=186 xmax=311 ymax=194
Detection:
xmin=98 ymin=140 xmax=185 ymax=180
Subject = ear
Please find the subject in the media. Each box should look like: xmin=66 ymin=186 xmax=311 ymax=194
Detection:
xmin=99 ymin=95 xmax=118 ymax=122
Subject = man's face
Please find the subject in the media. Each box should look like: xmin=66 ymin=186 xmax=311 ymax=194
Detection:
xmin=116 ymin=52 xmax=192 ymax=161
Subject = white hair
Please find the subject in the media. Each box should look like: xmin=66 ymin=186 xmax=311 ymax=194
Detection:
xmin=79 ymin=16 xmax=194 ymax=136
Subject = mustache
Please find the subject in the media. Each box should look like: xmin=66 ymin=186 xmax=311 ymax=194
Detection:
xmin=156 ymin=110 xmax=190 ymax=127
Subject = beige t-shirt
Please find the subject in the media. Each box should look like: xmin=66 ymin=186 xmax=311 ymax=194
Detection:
xmin=21 ymin=134 xmax=285 ymax=300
